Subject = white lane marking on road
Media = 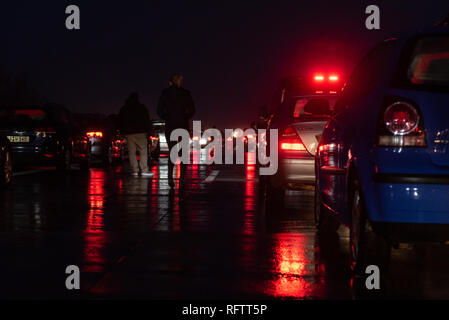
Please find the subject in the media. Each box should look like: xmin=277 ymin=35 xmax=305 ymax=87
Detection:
xmin=13 ymin=169 xmax=53 ymax=177
xmin=203 ymin=170 xmax=220 ymax=183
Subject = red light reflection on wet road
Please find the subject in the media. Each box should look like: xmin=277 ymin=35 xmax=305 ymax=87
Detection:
xmin=86 ymin=170 xmax=105 ymax=233
xmin=243 ymin=153 xmax=256 ymax=234
xmin=265 ymin=235 xmax=312 ymax=298
xmin=84 ymin=169 xmax=107 ymax=272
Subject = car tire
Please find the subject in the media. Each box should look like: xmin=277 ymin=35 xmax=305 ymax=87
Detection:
xmin=80 ymin=151 xmax=91 ymax=172
xmin=349 ymin=176 xmax=391 ymax=274
xmin=151 ymin=143 xmax=160 ymax=159
xmin=56 ymin=147 xmax=71 ymax=172
xmin=314 ymin=184 xmax=339 ymax=234
xmin=266 ymin=177 xmax=285 ymax=210
xmin=0 ymin=148 xmax=13 ymax=188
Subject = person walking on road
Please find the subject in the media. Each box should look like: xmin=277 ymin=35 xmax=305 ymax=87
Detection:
xmin=157 ymin=74 xmax=195 ymax=188
xmin=119 ymin=92 xmax=154 ymax=177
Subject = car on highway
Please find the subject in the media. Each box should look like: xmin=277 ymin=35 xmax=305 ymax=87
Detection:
xmin=0 ymin=104 xmax=91 ymax=171
xmin=315 ymin=26 xmax=449 ymax=272
xmin=266 ymin=75 xmax=342 ymax=201
xmin=0 ymin=136 xmax=12 ymax=188
xmin=149 ymin=119 xmax=169 ymax=158
xmin=74 ymin=113 xmax=125 ymax=166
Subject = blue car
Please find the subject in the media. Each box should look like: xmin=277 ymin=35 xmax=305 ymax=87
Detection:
xmin=315 ymin=26 xmax=449 ymax=271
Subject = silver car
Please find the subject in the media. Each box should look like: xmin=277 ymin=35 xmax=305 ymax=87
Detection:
xmin=149 ymin=120 xmax=169 ymax=158
xmin=268 ymin=94 xmax=338 ymax=195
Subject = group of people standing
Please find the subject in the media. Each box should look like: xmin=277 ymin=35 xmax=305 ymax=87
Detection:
xmin=118 ymin=74 xmax=195 ymax=188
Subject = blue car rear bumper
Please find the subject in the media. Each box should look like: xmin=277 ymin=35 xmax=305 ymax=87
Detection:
xmin=372 ymin=176 xmax=449 ymax=224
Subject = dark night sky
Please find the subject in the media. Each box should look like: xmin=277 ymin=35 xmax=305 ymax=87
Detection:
xmin=1 ymin=0 xmax=448 ymax=128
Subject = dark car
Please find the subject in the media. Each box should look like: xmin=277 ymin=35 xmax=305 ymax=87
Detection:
xmin=0 ymin=104 xmax=91 ymax=171
xmin=0 ymin=136 xmax=12 ymax=188
xmin=74 ymin=113 xmax=125 ymax=166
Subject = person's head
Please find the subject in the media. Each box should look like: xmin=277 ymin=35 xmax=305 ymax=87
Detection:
xmin=127 ymin=92 xmax=139 ymax=103
xmin=259 ymin=105 xmax=269 ymax=119
xmin=169 ymin=74 xmax=183 ymax=87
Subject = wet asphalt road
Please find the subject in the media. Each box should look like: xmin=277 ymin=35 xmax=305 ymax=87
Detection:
xmin=1 ymin=152 xmax=449 ymax=299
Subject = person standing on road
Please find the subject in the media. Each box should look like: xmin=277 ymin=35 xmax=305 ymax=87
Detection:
xmin=119 ymin=92 xmax=154 ymax=177
xmin=157 ymin=74 xmax=195 ymax=188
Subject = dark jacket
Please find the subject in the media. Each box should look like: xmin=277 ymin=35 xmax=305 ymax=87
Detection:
xmin=118 ymin=97 xmax=151 ymax=135
xmin=157 ymin=86 xmax=195 ymax=131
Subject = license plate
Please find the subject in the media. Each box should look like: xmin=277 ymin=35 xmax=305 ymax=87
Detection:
xmin=7 ymin=136 xmax=30 ymax=143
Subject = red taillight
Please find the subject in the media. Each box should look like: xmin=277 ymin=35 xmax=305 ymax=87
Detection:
xmin=314 ymin=75 xmax=324 ymax=81
xmin=329 ymin=75 xmax=339 ymax=81
xmin=280 ymin=126 xmax=306 ymax=151
xmin=378 ymin=101 xmax=426 ymax=147
xmin=87 ymin=131 xmax=103 ymax=138
xmin=384 ymin=102 xmax=419 ymax=135
xmin=281 ymin=142 xmax=306 ymax=151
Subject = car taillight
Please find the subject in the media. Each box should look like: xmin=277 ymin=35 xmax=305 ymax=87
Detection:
xmin=87 ymin=131 xmax=103 ymax=138
xmin=280 ymin=126 xmax=306 ymax=151
xmin=377 ymin=101 xmax=426 ymax=147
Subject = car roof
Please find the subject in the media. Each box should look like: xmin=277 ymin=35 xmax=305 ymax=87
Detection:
xmin=393 ymin=26 xmax=449 ymax=43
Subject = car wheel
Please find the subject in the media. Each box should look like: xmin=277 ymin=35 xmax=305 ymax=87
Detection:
xmin=151 ymin=143 xmax=160 ymax=159
xmin=103 ymin=147 xmax=112 ymax=167
xmin=349 ymin=177 xmax=391 ymax=274
xmin=314 ymin=184 xmax=339 ymax=234
xmin=80 ymin=151 xmax=91 ymax=171
xmin=57 ymin=147 xmax=71 ymax=171
xmin=0 ymin=149 xmax=13 ymax=188
xmin=266 ymin=177 xmax=285 ymax=209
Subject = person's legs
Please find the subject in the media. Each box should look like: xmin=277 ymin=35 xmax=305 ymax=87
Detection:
xmin=126 ymin=134 xmax=139 ymax=174
xmin=134 ymin=133 xmax=149 ymax=172
xmin=167 ymin=136 xmax=176 ymax=187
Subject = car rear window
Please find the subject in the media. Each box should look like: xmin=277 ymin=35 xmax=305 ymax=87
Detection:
xmin=152 ymin=122 xmax=166 ymax=132
xmin=0 ymin=108 xmax=49 ymax=128
xmin=406 ymin=35 xmax=449 ymax=88
xmin=292 ymin=97 xmax=335 ymax=121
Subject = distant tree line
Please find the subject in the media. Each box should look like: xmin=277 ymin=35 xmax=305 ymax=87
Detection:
xmin=0 ymin=69 xmax=46 ymax=107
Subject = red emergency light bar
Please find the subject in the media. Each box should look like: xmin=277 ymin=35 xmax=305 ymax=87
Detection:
xmin=86 ymin=131 xmax=103 ymax=138
xmin=314 ymin=74 xmax=339 ymax=82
